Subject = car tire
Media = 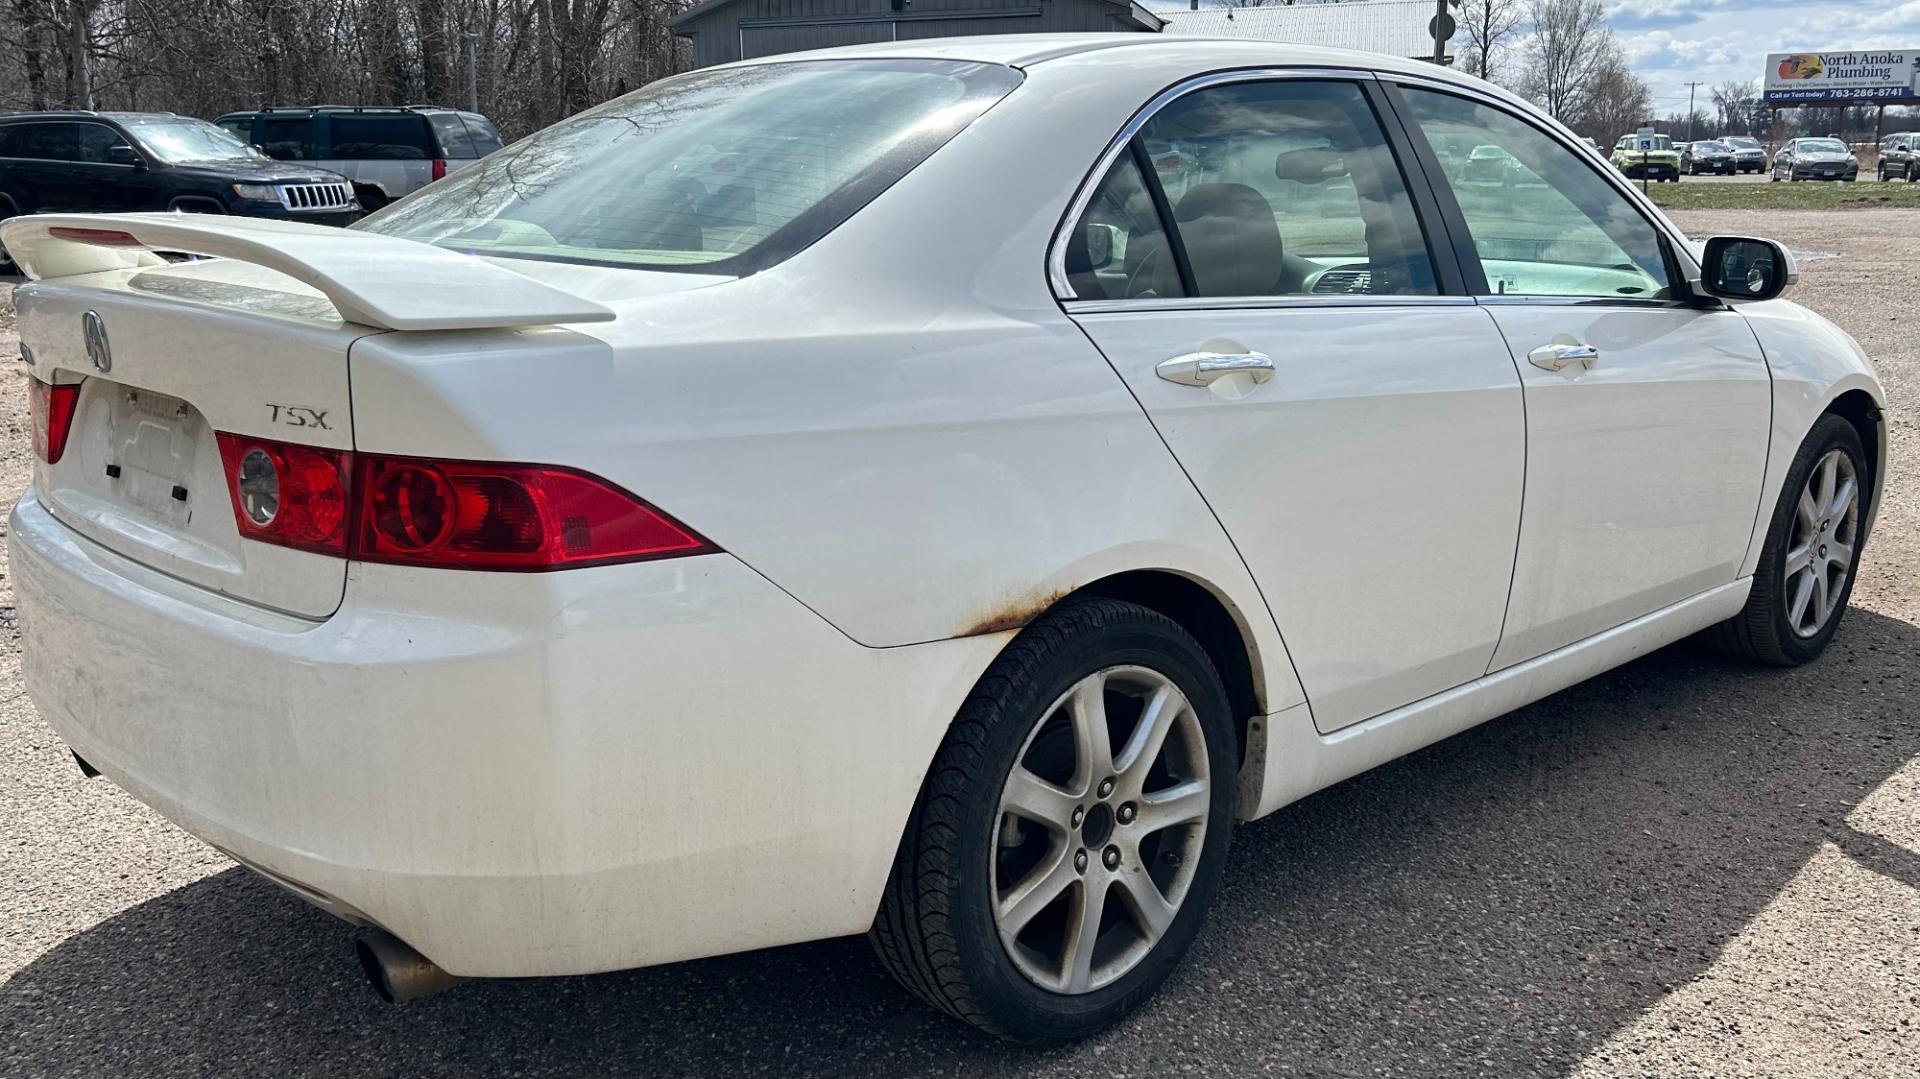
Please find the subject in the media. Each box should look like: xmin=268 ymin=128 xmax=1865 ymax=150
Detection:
xmin=870 ymin=598 xmax=1237 ymax=1042
xmin=1710 ymin=414 xmax=1870 ymax=666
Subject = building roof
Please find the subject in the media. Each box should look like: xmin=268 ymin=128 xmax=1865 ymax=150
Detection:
xmin=671 ymin=0 xmax=1161 ymax=31
xmin=1160 ymin=1 xmax=1443 ymax=60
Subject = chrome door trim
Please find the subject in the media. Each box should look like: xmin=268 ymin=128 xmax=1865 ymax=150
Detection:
xmin=1065 ymin=295 xmax=1474 ymax=316
xmin=1047 ymin=65 xmax=1383 ymax=302
xmin=1376 ymin=71 xmax=1705 ymax=286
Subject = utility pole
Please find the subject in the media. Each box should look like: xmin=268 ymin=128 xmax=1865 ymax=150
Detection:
xmin=1684 ymin=81 xmax=1704 ymax=141
xmin=1433 ymin=0 xmax=1449 ymax=65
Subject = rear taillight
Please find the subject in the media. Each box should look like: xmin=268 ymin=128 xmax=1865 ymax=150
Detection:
xmin=216 ymin=434 xmax=352 ymax=556
xmin=351 ymin=454 xmax=712 ymax=570
xmin=431 ymin=159 xmax=448 ymax=181
xmin=214 ymin=435 xmax=714 ymax=570
xmin=30 ymin=380 xmax=81 ymax=464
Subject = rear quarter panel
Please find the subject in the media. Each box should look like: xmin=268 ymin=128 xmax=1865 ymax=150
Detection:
xmin=346 ymin=56 xmax=1310 ymax=712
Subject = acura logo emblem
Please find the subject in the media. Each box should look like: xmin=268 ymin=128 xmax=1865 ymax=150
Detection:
xmin=82 ymin=311 xmax=111 ymax=372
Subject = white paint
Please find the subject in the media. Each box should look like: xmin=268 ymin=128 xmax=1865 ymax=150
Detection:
xmin=3 ymin=35 xmax=1889 ymax=981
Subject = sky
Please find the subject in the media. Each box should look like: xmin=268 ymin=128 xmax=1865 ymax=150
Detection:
xmin=1608 ymin=0 xmax=1920 ymax=117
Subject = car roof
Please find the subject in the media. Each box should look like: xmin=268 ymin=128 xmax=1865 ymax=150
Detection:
xmin=711 ymin=32 xmax=1505 ymax=90
xmin=219 ymin=105 xmax=476 ymax=118
xmin=0 ymin=110 xmax=177 ymax=124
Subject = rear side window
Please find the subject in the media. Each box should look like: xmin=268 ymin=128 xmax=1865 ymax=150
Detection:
xmin=358 ymin=59 xmax=1023 ymax=274
xmin=328 ymin=115 xmax=433 ymax=160
xmin=1064 ymin=156 xmax=1185 ymax=301
xmin=427 ymin=114 xmax=478 ymax=159
xmin=7 ymin=123 xmax=76 ymax=161
xmin=461 ymin=115 xmax=503 ymax=155
xmin=257 ymin=117 xmax=318 ymax=160
xmin=1136 ymin=80 xmax=1435 ymax=298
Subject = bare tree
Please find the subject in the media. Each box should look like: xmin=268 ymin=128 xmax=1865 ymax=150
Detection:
xmin=1458 ymin=0 xmax=1525 ymax=83
xmin=1517 ymin=0 xmax=1617 ymax=125
xmin=1575 ymin=50 xmax=1652 ymax=145
xmin=1710 ymin=79 xmax=1762 ymax=137
xmin=1 ymin=0 xmax=694 ymax=140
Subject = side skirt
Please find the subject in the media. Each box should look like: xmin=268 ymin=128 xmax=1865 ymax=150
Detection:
xmin=1239 ymin=579 xmax=1752 ymax=820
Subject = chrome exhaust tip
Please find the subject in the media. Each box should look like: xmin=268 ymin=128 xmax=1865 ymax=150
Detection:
xmin=354 ymin=929 xmax=465 ymax=1003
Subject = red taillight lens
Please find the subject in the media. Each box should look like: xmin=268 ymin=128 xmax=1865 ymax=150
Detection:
xmin=216 ymin=435 xmax=713 ymax=569
xmin=351 ymin=454 xmax=712 ymax=570
xmin=216 ymin=433 xmax=352 ymax=556
xmin=30 ymin=380 xmax=82 ymax=464
xmin=431 ymin=159 xmax=448 ymax=181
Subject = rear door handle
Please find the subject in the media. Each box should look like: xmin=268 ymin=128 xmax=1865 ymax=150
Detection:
xmin=1528 ymin=341 xmax=1599 ymax=373
xmin=1156 ymin=351 xmax=1276 ymax=387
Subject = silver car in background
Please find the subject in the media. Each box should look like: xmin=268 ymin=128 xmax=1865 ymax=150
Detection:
xmin=1719 ymin=135 xmax=1766 ymax=173
xmin=214 ymin=105 xmax=503 ymax=209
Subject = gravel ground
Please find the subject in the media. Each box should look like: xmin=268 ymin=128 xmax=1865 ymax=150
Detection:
xmin=0 ymin=210 xmax=1917 ymax=1078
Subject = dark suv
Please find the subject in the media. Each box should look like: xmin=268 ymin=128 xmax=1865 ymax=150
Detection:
xmin=215 ymin=106 xmax=502 ymax=209
xmin=1879 ymin=132 xmax=1920 ymax=182
xmin=0 ymin=111 xmax=358 ymax=268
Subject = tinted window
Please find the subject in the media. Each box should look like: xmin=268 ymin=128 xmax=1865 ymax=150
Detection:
xmin=427 ymin=113 xmax=477 ymax=158
xmin=216 ymin=116 xmax=253 ymax=140
xmin=461 ymin=115 xmax=503 ymax=155
xmin=258 ymin=116 xmax=318 ymax=160
xmin=359 ymin=59 xmax=1023 ymax=273
xmin=1064 ymin=155 xmax=1184 ymax=301
xmin=1135 ymin=80 xmax=1435 ymax=298
xmin=70 ymin=123 xmax=132 ymax=164
xmin=1401 ymin=88 xmax=1674 ymax=301
xmin=9 ymin=123 xmax=76 ymax=161
xmin=328 ymin=115 xmax=433 ymax=160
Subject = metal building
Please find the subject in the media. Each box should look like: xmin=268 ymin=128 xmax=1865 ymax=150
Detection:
xmin=670 ymin=0 xmax=1165 ymax=70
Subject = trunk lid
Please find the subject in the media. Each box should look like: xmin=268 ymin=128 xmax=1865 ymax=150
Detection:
xmin=17 ymin=264 xmax=369 ymax=618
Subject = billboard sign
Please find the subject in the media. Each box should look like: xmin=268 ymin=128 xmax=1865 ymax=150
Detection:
xmin=1764 ymin=50 xmax=1919 ymax=104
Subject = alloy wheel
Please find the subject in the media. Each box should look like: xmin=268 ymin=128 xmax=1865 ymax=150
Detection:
xmin=1784 ymin=448 xmax=1860 ymax=638
xmin=991 ymin=666 xmax=1210 ymax=994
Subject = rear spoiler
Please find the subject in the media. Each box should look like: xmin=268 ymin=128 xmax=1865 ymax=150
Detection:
xmin=0 ymin=213 xmax=615 ymax=331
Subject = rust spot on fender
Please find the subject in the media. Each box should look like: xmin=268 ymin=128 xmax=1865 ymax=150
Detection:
xmin=959 ymin=588 xmax=1075 ymax=637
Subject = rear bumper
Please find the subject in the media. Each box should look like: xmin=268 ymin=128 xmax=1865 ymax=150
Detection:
xmin=11 ymin=490 xmax=999 ymax=976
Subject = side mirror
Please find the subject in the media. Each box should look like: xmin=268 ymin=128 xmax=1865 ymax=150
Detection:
xmin=105 ymin=144 xmax=141 ymax=167
xmin=1699 ymin=236 xmax=1796 ymax=302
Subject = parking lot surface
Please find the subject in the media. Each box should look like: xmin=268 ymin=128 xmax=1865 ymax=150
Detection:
xmin=2 ymin=209 xmax=1917 ymax=1077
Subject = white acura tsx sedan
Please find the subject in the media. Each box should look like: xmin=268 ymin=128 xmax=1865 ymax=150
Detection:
xmin=2 ymin=35 xmax=1885 ymax=1042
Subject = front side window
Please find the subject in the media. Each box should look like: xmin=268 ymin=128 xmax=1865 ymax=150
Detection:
xmin=1400 ymin=88 xmax=1674 ymax=300
xmin=70 ymin=123 xmax=132 ymax=164
xmin=358 ymin=59 xmax=1023 ymax=273
xmin=1135 ymin=80 xmax=1436 ymax=298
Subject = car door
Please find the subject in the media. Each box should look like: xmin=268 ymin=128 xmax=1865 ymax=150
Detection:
xmin=1390 ymin=84 xmax=1771 ymax=670
xmin=1059 ymin=75 xmax=1526 ymax=732
xmin=68 ymin=122 xmax=159 ymax=212
xmin=3 ymin=122 xmax=79 ymax=211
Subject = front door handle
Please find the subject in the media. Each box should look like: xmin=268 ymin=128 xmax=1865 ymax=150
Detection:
xmin=1156 ymin=351 xmax=1276 ymax=387
xmin=1528 ymin=341 xmax=1599 ymax=373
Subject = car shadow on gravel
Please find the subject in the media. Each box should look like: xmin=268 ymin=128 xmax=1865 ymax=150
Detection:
xmin=3 ymin=610 xmax=1917 ymax=1079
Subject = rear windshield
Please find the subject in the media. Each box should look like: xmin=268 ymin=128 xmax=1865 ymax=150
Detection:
xmin=355 ymin=59 xmax=1022 ymax=274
